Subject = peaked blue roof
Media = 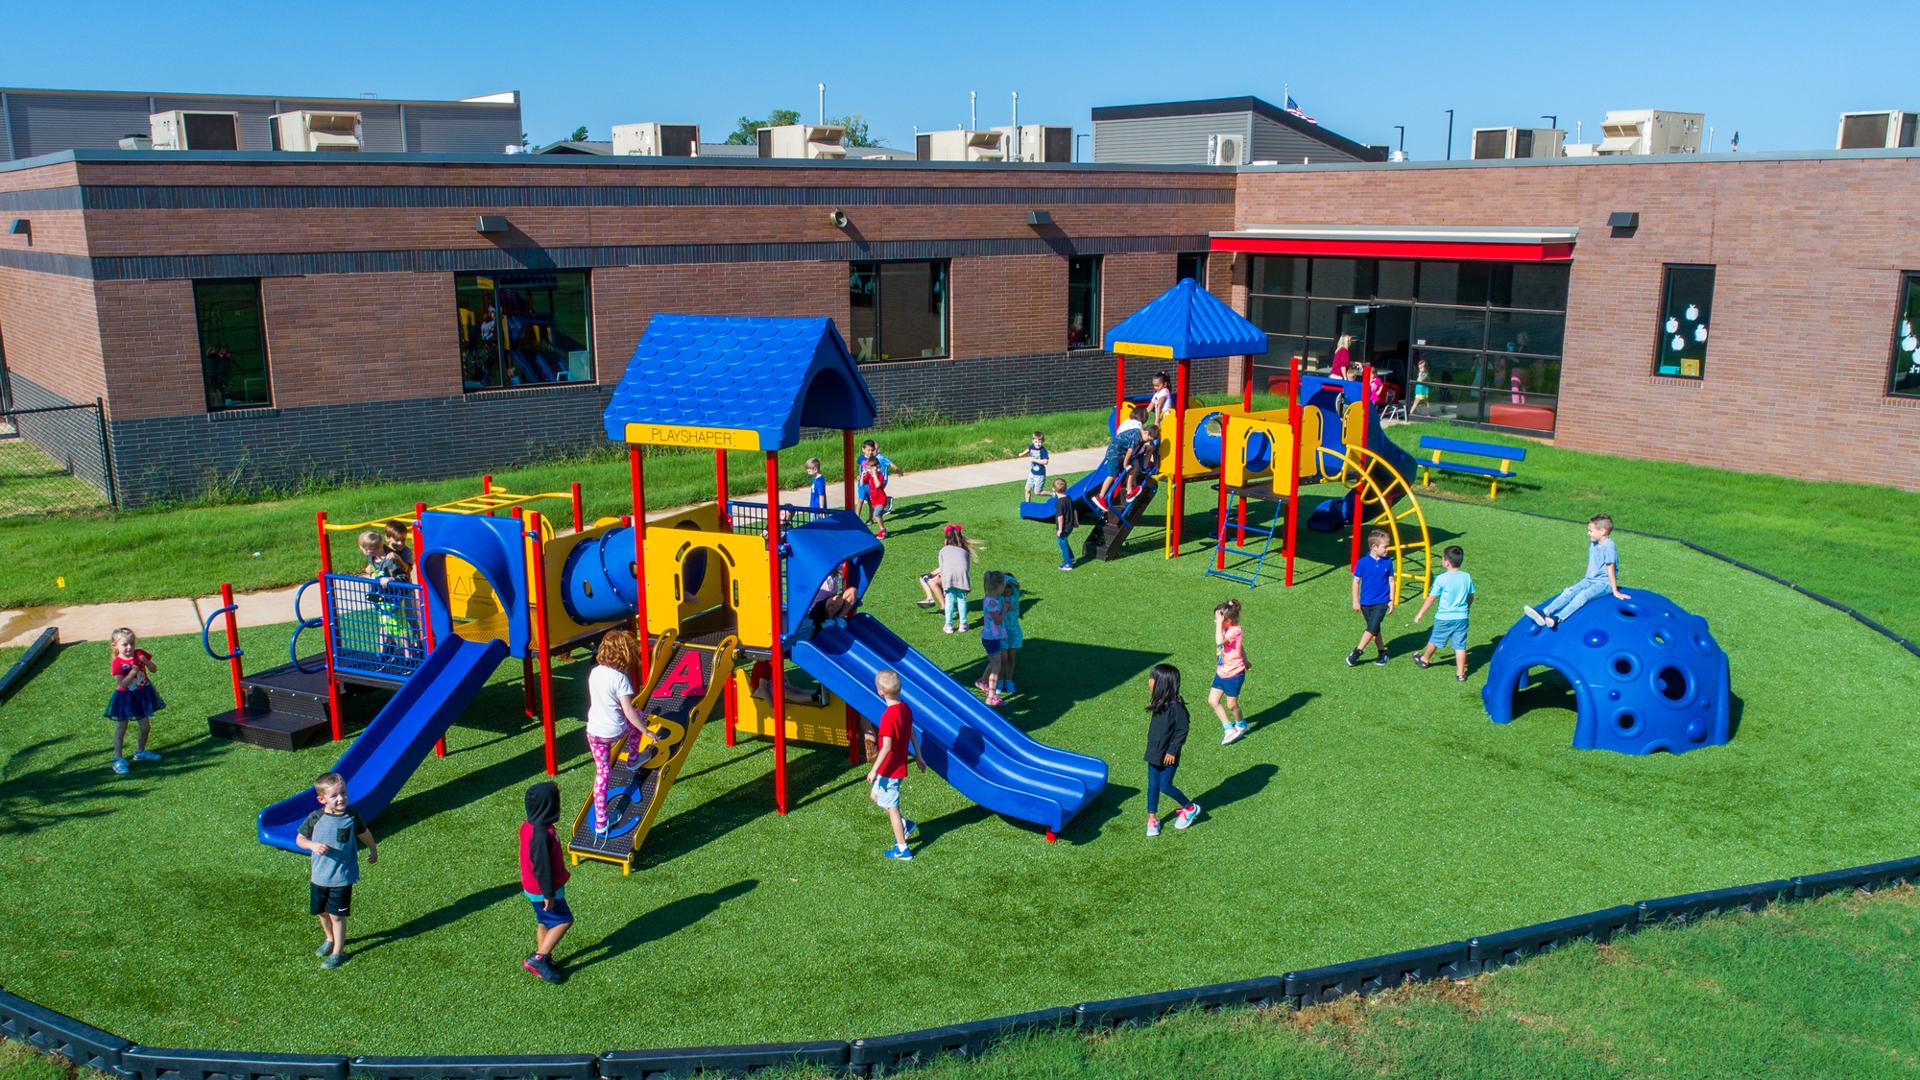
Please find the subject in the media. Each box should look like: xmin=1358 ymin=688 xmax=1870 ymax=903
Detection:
xmin=1103 ymin=278 xmax=1269 ymax=360
xmin=603 ymin=315 xmax=879 ymax=450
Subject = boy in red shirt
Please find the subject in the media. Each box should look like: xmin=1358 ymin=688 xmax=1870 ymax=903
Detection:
xmin=860 ymin=454 xmax=892 ymax=540
xmin=519 ymin=780 xmax=571 ymax=982
xmin=866 ymin=670 xmax=919 ymax=860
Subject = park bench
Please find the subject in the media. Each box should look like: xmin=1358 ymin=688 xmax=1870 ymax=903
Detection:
xmin=1417 ymin=435 xmax=1527 ymax=499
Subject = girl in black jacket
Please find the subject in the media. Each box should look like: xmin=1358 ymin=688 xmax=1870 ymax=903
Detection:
xmin=1144 ymin=663 xmax=1201 ymax=836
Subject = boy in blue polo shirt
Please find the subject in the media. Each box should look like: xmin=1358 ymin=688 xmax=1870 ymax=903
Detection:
xmin=1346 ymin=530 xmax=1396 ymax=667
xmin=1411 ymin=545 xmax=1475 ymax=681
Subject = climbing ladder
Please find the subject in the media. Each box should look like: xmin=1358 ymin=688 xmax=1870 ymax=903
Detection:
xmin=1205 ymin=485 xmax=1288 ymax=587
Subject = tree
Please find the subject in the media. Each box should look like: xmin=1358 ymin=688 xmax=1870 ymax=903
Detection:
xmin=569 ymin=125 xmax=589 ymax=143
xmin=832 ymin=114 xmax=882 ymax=147
xmin=724 ymin=109 xmax=800 ymax=144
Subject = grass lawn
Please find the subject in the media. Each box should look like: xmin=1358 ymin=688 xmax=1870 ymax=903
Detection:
xmin=1384 ymin=421 xmax=1920 ymax=646
xmin=0 ymin=438 xmax=107 ymax=521
xmin=1 ymin=473 xmax=1916 ymax=1056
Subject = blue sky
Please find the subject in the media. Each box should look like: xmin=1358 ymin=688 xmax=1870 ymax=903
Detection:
xmin=9 ymin=0 xmax=1916 ymax=158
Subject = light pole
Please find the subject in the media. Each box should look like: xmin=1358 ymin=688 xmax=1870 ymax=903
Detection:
xmin=1445 ymin=109 xmax=1455 ymax=160
xmin=1541 ymin=114 xmax=1557 ymax=130
xmin=1076 ymin=132 xmax=1089 ymax=162
xmin=1393 ymin=125 xmax=1405 ymax=156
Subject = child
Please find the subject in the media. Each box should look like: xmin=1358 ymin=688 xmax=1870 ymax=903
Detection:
xmin=584 ymin=630 xmax=649 ymax=836
xmin=805 ymin=457 xmax=828 ymax=511
xmin=855 ymin=440 xmax=899 ymax=525
xmin=937 ymin=524 xmax=976 ymax=633
xmin=360 ymin=530 xmax=414 ymax=661
xmin=296 ymin=771 xmax=377 ymax=969
xmin=1525 ymin=515 xmax=1629 ymax=630
xmin=1143 ymin=663 xmax=1201 ymax=836
xmin=1018 ymin=432 xmax=1050 ymax=501
xmin=1052 ymin=477 xmax=1077 ymax=571
xmin=1411 ymin=545 xmax=1475 ymax=681
xmin=999 ymin=572 xmax=1024 ymax=695
xmin=1090 ymin=408 xmax=1147 ymax=516
xmin=104 ymin=627 xmax=163 ymax=774
xmin=860 ymin=451 xmax=893 ymax=540
xmin=915 ymin=569 xmax=943 ymax=610
xmin=1347 ymin=530 xmax=1397 ymax=667
xmin=381 ymin=521 xmax=414 ymax=579
xmin=749 ymin=659 xmax=828 ymax=707
xmin=1210 ymin=600 xmax=1249 ymax=744
xmin=866 ymin=669 xmax=919 ymax=861
xmin=1147 ymin=371 xmax=1173 ymax=423
xmin=1411 ymin=357 xmax=1432 ymax=416
xmin=977 ymin=571 xmax=1010 ymax=706
xmin=519 ymin=780 xmax=571 ymax=983
xmin=1125 ymin=425 xmax=1161 ymax=502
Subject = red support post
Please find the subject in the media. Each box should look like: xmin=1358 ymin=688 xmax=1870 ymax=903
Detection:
xmin=1236 ymin=495 xmax=1248 ymax=547
xmin=724 ymin=669 xmax=738 ymax=746
xmin=482 ymin=474 xmax=493 ymax=515
xmin=840 ymin=429 xmax=856 ymax=510
xmin=570 ymin=482 xmax=583 ymax=533
xmin=1242 ymin=359 xmax=1255 ymax=413
xmin=1349 ymin=364 xmax=1374 ymax=572
xmin=846 ymin=701 xmax=862 ymax=765
xmin=527 ymin=511 xmax=557 ymax=777
xmin=219 ymin=582 xmax=245 ymax=711
xmin=315 ymin=511 xmax=343 ymax=741
xmin=714 ymin=449 xmax=730 ymax=526
xmin=629 ymin=446 xmax=650 ymax=671
xmin=1114 ymin=353 xmax=1128 ymax=417
xmin=765 ymin=451 xmax=789 ymax=814
xmin=1285 ymin=356 xmax=1302 ymax=587
xmin=411 ymin=520 xmax=447 ymax=758
xmin=1169 ymin=358 xmax=1191 ymax=556
xmin=523 ymin=656 xmax=535 ymax=720
xmin=1213 ymin=414 xmax=1231 ymax=571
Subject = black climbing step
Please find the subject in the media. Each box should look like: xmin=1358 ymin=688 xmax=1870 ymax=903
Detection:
xmin=207 ymin=706 xmax=333 ymax=752
xmin=566 ymin=644 xmax=716 ymax=867
xmin=1083 ymin=478 xmax=1159 ymax=562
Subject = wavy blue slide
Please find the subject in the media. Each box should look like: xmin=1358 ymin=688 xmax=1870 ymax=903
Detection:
xmin=792 ymin=614 xmax=1107 ymax=833
xmin=257 ymin=636 xmax=511 ymax=852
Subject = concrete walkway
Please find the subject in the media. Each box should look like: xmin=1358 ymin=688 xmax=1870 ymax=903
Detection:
xmin=0 ymin=448 xmax=1105 ymax=648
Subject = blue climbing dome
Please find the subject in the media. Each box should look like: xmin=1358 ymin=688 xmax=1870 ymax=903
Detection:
xmin=1482 ymin=590 xmax=1732 ymax=755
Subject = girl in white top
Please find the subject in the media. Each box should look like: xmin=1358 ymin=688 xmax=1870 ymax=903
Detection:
xmin=1147 ymin=371 xmax=1174 ymax=423
xmin=585 ymin=630 xmax=649 ymax=835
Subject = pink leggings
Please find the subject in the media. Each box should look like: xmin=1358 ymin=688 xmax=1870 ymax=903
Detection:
xmin=587 ymin=731 xmax=632 ymax=830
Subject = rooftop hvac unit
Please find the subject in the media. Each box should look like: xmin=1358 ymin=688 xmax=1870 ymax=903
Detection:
xmin=916 ymin=129 xmax=1006 ymax=162
xmin=756 ymin=124 xmax=847 ymax=159
xmin=1837 ymin=110 xmax=1919 ymax=149
xmin=1207 ymin=133 xmax=1245 ymax=166
xmin=991 ymin=124 xmax=1073 ymax=163
xmin=270 ymin=111 xmax=363 ymax=152
xmin=1595 ymin=110 xmax=1703 ymax=156
xmin=149 ymin=110 xmax=242 ymax=151
xmin=1471 ymin=127 xmax=1566 ymax=159
xmin=611 ymin=122 xmax=701 ymax=157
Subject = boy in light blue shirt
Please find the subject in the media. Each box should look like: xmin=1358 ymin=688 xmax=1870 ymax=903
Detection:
xmin=1411 ymin=545 xmax=1475 ymax=681
xmin=1524 ymin=514 xmax=1629 ymax=630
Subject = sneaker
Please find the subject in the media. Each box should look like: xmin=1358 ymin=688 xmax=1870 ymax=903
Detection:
xmin=1546 ymin=616 xmax=1561 ymax=630
xmin=975 ymin=678 xmax=991 ymax=693
xmin=1523 ymin=605 xmax=1548 ymax=627
xmin=1413 ymin=655 xmax=1430 ymax=670
xmin=523 ymin=955 xmax=562 ymax=983
xmin=916 ymin=599 xmax=938 ymax=609
xmin=1058 ymin=563 xmax=1074 ymax=571
xmin=883 ymin=845 xmax=914 ymax=861
xmin=1374 ymin=653 xmax=1389 ymax=666
xmin=1090 ymin=494 xmax=1111 ymax=515
xmin=958 ymin=622 xmax=969 ymax=633
xmin=1146 ymin=817 xmax=1161 ymax=837
xmin=944 ymin=624 xmax=955 ymax=634
xmin=1345 ymin=649 xmax=1362 ymax=668
xmin=592 ymin=820 xmax=610 ymax=838
xmin=902 ymin=818 xmax=919 ymax=838
xmin=1174 ymin=803 xmax=1201 ymax=830
xmin=1456 ymin=674 xmax=1469 ymax=682
xmin=1001 ymin=680 xmax=1016 ymax=694
xmin=1221 ymin=726 xmax=1244 ymax=745
xmin=316 ymin=939 xmax=335 ymax=958
xmin=875 ymin=528 xmax=888 ymax=540
xmin=985 ymin=693 xmax=1004 ymax=707
xmin=111 ymin=757 xmax=130 ymax=775
xmin=132 ymin=749 xmax=162 ymax=762
xmin=322 ymin=952 xmax=347 ymax=970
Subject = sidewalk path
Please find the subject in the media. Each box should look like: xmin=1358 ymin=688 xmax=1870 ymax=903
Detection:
xmin=0 ymin=448 xmax=1105 ymax=647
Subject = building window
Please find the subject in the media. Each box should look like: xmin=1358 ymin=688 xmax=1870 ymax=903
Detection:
xmin=1068 ymin=255 xmax=1102 ymax=350
xmin=1177 ymin=252 xmax=1208 ymax=289
xmin=194 ymin=279 xmax=271 ymax=411
xmin=1654 ymin=264 xmax=1714 ymax=379
xmin=1888 ymin=272 xmax=1920 ymax=397
xmin=454 ymin=271 xmax=594 ymax=390
xmin=848 ymin=260 xmax=949 ymax=362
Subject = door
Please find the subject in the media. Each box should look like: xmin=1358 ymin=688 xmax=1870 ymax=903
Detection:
xmin=1366 ymin=305 xmax=1413 ymax=402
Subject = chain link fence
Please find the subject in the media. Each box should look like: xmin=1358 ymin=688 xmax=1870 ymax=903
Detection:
xmin=0 ymin=400 xmax=117 ymax=519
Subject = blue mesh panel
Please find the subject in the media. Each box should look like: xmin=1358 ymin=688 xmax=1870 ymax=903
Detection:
xmin=326 ymin=572 xmax=427 ymax=680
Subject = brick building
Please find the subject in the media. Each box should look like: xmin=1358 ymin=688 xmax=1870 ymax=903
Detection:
xmin=0 ymin=147 xmax=1916 ymax=504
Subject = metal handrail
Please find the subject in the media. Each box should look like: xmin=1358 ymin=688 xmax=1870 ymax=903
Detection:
xmin=200 ymin=604 xmax=243 ymax=662
xmin=291 ymin=578 xmax=327 ymax=673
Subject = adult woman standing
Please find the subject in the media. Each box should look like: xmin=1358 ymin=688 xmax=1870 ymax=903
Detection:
xmin=1330 ymin=334 xmax=1354 ymax=380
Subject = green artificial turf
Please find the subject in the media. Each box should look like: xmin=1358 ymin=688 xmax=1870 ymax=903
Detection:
xmin=1 ymin=474 xmax=1916 ymax=1055
xmin=1384 ymin=421 xmax=1920 ymax=646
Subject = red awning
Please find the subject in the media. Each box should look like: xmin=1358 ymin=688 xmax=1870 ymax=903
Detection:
xmin=1212 ymin=225 xmax=1577 ymax=262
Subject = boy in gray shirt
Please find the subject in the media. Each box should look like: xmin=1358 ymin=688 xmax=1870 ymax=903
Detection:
xmin=297 ymin=771 xmax=378 ymax=969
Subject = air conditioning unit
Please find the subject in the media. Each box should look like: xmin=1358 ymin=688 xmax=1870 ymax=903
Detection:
xmin=270 ymin=111 xmax=363 ymax=152
xmin=1595 ymin=110 xmax=1703 ymax=156
xmin=991 ymin=124 xmax=1073 ymax=163
xmin=916 ymin=129 xmax=1006 ymax=162
xmin=149 ymin=110 xmax=242 ymax=151
xmin=1207 ymin=133 xmax=1246 ymax=166
xmin=1471 ymin=127 xmax=1566 ymax=160
xmin=1837 ymin=110 xmax=1919 ymax=149
xmin=611 ymin=122 xmax=701 ymax=157
xmin=756 ymin=124 xmax=846 ymax=159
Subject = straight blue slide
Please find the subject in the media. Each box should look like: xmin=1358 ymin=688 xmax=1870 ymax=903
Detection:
xmin=792 ymin=614 xmax=1107 ymax=834
xmin=257 ymin=636 xmax=511 ymax=852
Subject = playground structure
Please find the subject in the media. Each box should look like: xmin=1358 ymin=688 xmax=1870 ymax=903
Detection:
xmin=1482 ymin=590 xmax=1732 ymax=755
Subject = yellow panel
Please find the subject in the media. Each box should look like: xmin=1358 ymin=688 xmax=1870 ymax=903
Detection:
xmin=1223 ymin=411 xmax=1293 ymax=489
xmin=728 ymin=669 xmax=851 ymax=746
xmin=443 ymin=556 xmax=503 ymax=621
xmin=1111 ymin=342 xmax=1175 ymax=360
xmin=624 ymin=423 xmax=762 ymax=451
xmin=641 ymin=506 xmax=774 ymax=649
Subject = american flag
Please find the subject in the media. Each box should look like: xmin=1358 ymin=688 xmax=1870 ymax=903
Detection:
xmin=1284 ymin=95 xmax=1317 ymax=125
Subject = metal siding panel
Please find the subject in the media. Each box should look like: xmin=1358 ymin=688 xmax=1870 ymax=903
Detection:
xmin=274 ymin=100 xmax=405 ymax=152
xmin=1094 ymin=113 xmax=1249 ymax=165
xmin=1249 ymin=114 xmax=1370 ymax=164
xmin=401 ymin=104 xmax=521 ymax=153
xmin=8 ymin=92 xmax=153 ymax=156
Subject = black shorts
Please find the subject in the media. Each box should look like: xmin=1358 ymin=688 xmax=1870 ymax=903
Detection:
xmin=310 ymin=883 xmax=353 ymax=917
xmin=1360 ymin=603 xmax=1388 ymax=636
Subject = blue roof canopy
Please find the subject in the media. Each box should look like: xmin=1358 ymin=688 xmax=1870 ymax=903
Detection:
xmin=603 ymin=315 xmax=879 ymax=451
xmin=1103 ymin=278 xmax=1269 ymax=360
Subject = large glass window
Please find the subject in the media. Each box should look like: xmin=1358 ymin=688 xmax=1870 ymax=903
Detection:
xmin=1177 ymin=252 xmax=1208 ymax=289
xmin=1067 ymin=256 xmax=1102 ymax=350
xmin=455 ymin=271 xmax=593 ymax=391
xmin=1888 ymin=272 xmax=1920 ymax=397
xmin=1654 ymin=265 xmax=1714 ymax=379
xmin=194 ymin=279 xmax=271 ymax=410
xmin=848 ymin=260 xmax=949 ymax=362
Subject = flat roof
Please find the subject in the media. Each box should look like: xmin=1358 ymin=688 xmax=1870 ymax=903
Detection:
xmin=0 ymin=85 xmax=517 ymax=108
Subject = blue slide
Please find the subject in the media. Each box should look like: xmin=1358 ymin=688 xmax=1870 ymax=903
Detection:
xmin=792 ymin=614 xmax=1107 ymax=833
xmin=1018 ymin=459 xmax=1114 ymax=524
xmin=257 ymin=636 xmax=511 ymax=852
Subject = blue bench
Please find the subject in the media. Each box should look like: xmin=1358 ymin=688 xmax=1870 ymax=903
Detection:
xmin=1418 ymin=435 xmax=1527 ymax=499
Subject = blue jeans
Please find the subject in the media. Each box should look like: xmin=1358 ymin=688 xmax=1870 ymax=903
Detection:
xmin=944 ymin=588 xmax=968 ymax=627
xmin=1145 ymin=762 xmax=1190 ymax=816
xmin=1542 ymin=578 xmax=1610 ymax=621
xmin=1057 ymin=534 xmax=1074 ymax=565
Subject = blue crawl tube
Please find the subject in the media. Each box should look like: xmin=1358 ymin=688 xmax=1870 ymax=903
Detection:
xmin=1187 ymin=411 xmax=1273 ymax=474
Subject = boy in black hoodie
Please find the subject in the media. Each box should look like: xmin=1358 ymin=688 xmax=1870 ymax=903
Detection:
xmin=1143 ymin=663 xmax=1201 ymax=837
xmin=519 ymin=781 xmax=572 ymax=982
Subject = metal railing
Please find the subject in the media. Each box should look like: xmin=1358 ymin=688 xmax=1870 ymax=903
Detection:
xmin=0 ymin=399 xmax=116 ymax=518
xmin=324 ymin=572 xmax=427 ymax=681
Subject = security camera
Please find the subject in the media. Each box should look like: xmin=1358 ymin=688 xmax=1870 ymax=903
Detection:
xmin=828 ymin=209 xmax=849 ymax=229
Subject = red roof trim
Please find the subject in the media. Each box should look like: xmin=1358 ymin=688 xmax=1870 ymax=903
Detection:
xmin=1210 ymin=237 xmax=1575 ymax=262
